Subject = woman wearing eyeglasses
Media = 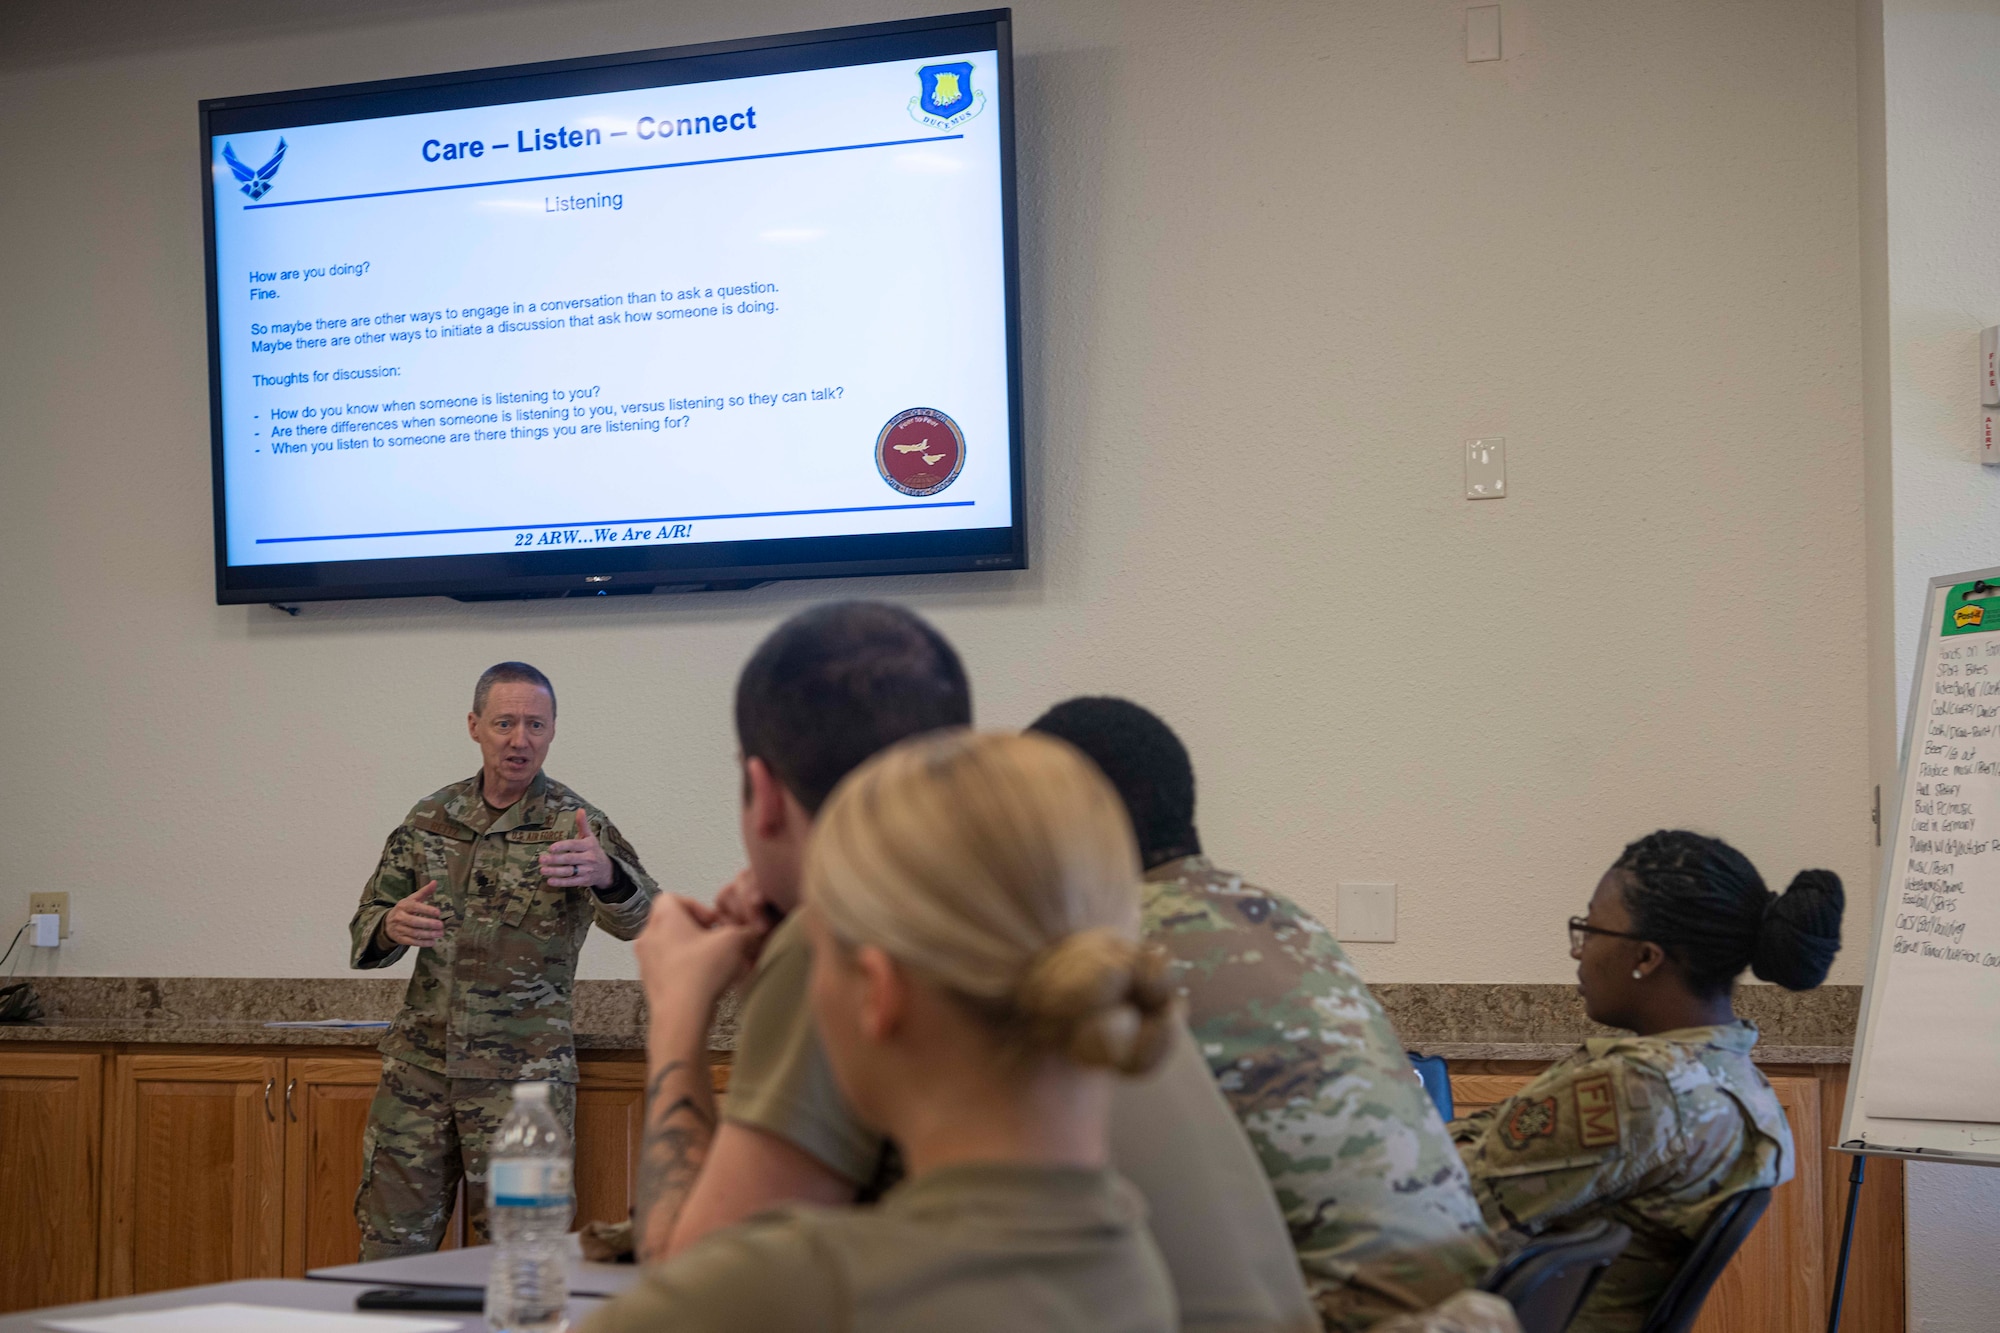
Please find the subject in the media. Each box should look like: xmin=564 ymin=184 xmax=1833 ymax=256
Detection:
xmin=1448 ymin=831 xmax=1844 ymax=1333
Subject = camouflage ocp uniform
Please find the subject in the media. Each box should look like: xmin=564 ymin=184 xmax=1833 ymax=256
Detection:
xmin=1448 ymin=1022 xmax=1792 ymax=1333
xmin=1370 ymin=1294 xmax=1520 ymax=1333
xmin=1143 ymin=857 xmax=1499 ymax=1332
xmin=349 ymin=771 xmax=657 ymax=1257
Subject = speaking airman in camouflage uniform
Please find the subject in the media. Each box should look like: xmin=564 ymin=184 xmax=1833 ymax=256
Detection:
xmin=349 ymin=664 xmax=657 ymax=1259
xmin=1449 ymin=1022 xmax=1792 ymax=1333
xmin=1145 ymin=857 xmax=1502 ymax=1332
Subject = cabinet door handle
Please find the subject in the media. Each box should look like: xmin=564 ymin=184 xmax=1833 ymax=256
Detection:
xmin=285 ymin=1077 xmax=297 ymax=1121
xmin=263 ymin=1077 xmax=276 ymax=1122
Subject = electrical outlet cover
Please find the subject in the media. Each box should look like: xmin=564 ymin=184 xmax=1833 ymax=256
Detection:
xmin=1336 ymin=882 xmax=1397 ymax=942
xmin=1465 ymin=5 xmax=1501 ymax=62
xmin=28 ymin=891 xmax=69 ymax=939
xmin=1466 ymin=438 xmax=1506 ymax=499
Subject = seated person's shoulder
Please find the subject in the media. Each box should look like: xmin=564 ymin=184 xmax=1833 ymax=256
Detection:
xmin=1582 ymin=1031 xmax=1729 ymax=1103
xmin=743 ymin=908 xmax=812 ymax=989
xmin=1622 ymin=1030 xmax=1788 ymax=1156
xmin=729 ymin=914 xmax=815 ymax=1077
xmin=1140 ymin=861 xmax=1234 ymax=934
xmin=1142 ymin=861 xmax=1388 ymax=1068
xmin=723 ymin=912 xmax=887 ymax=1188
xmin=1558 ymin=1041 xmax=1681 ymax=1102
xmin=1457 ymin=1050 xmax=1695 ymax=1241
xmin=596 ymin=1174 xmax=1176 ymax=1333
xmin=585 ymin=1210 xmax=841 ymax=1333
xmin=1469 ymin=1048 xmax=1680 ymax=1173
xmin=1142 ymin=860 xmax=1338 ymax=952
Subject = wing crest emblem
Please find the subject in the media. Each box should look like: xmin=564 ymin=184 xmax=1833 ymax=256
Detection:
xmin=222 ymin=138 xmax=288 ymax=200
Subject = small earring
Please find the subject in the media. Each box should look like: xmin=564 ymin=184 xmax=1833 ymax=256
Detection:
xmin=1631 ymin=969 xmax=1644 ymax=980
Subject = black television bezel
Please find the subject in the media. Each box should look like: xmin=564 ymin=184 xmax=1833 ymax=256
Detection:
xmin=200 ymin=10 xmax=1024 ymax=605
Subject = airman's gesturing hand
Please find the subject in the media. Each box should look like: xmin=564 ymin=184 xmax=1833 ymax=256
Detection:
xmin=382 ymin=880 xmax=445 ymax=949
xmin=541 ymin=807 xmax=614 ymax=889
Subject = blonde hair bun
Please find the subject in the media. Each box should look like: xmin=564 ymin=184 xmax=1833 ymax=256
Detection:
xmin=1019 ymin=930 xmax=1178 ymax=1074
xmin=807 ymin=730 xmax=1178 ymax=1077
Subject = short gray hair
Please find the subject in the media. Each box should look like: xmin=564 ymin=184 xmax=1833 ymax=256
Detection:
xmin=473 ymin=661 xmax=556 ymax=717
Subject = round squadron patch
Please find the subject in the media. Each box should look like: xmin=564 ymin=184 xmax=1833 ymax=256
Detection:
xmin=1501 ymin=1096 xmax=1559 ymax=1149
xmin=875 ymin=408 xmax=966 ymax=497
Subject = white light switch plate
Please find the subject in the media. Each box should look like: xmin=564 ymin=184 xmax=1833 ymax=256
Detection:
xmin=1466 ymin=6 xmax=1501 ymax=63
xmin=1466 ymin=437 xmax=1506 ymax=499
xmin=1337 ymin=882 xmax=1397 ymax=942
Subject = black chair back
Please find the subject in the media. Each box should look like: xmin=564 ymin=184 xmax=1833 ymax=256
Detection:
xmin=1639 ymin=1188 xmax=1773 ymax=1333
xmin=1479 ymin=1218 xmax=1631 ymax=1333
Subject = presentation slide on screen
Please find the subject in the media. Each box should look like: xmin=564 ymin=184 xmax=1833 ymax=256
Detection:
xmin=210 ymin=52 xmax=1010 ymax=566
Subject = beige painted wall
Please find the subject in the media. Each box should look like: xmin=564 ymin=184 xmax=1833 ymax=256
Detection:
xmin=1885 ymin=0 xmax=2000 ymax=694
xmin=0 ymin=0 xmax=1867 ymax=983
xmin=1874 ymin=2 xmax=2000 ymax=1326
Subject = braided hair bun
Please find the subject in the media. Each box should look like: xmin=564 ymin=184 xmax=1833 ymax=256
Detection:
xmin=1751 ymin=868 xmax=1845 ymax=990
xmin=1614 ymin=831 xmax=1845 ymax=995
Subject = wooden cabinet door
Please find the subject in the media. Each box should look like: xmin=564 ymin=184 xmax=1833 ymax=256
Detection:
xmin=282 ymin=1055 xmax=381 ymax=1276
xmin=103 ymin=1054 xmax=286 ymax=1296
xmin=574 ymin=1060 xmax=645 ymax=1230
xmin=0 ymin=1052 xmax=102 ymax=1313
xmin=1690 ymin=1075 xmax=1823 ymax=1333
xmin=571 ymin=1057 xmax=733 ymax=1233
xmin=1448 ymin=1073 xmax=1536 ymax=1119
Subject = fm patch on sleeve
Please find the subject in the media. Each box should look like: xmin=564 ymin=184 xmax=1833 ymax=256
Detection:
xmin=1501 ymin=1097 xmax=1559 ymax=1149
xmin=1574 ymin=1073 xmax=1620 ymax=1148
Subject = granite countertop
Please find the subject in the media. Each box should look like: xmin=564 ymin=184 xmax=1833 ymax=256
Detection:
xmin=1376 ymin=983 xmax=1860 ymax=1065
xmin=0 ymin=978 xmax=1859 ymax=1064
xmin=0 ymin=977 xmax=734 ymax=1052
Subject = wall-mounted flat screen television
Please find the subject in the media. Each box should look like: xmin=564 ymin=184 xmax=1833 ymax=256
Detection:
xmin=202 ymin=10 xmax=1022 ymax=603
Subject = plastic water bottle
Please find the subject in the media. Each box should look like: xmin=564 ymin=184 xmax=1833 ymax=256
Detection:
xmin=486 ymin=1082 xmax=574 ymax=1333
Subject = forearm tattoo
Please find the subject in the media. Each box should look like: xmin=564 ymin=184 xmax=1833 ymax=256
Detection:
xmin=634 ymin=1058 xmax=718 ymax=1261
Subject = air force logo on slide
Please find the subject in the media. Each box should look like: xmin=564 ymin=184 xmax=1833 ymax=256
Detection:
xmin=876 ymin=408 xmax=967 ymax=497
xmin=222 ymin=138 xmax=289 ymax=201
xmin=909 ymin=63 xmax=985 ymax=129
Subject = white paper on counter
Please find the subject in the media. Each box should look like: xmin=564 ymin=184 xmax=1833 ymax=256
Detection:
xmin=41 ymin=1303 xmax=460 ymax=1333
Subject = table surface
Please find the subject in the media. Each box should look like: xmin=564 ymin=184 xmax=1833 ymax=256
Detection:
xmin=0 ymin=1278 xmax=607 ymax=1333
xmin=309 ymin=1238 xmax=640 ymax=1298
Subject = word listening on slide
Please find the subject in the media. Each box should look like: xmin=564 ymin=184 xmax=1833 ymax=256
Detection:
xmin=421 ymin=107 xmax=757 ymax=163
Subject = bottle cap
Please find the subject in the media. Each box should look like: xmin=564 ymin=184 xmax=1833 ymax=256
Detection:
xmin=513 ymin=1080 xmax=551 ymax=1101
